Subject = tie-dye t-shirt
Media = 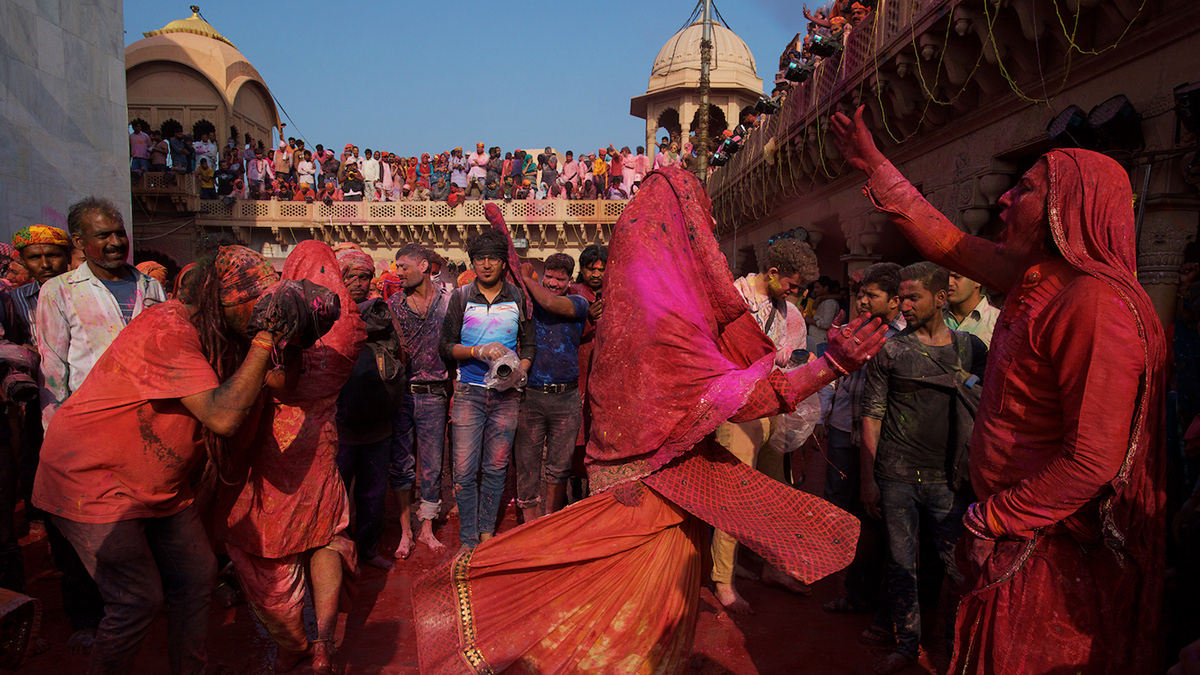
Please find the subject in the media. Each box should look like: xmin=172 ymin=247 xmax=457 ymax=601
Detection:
xmin=441 ymin=281 xmax=535 ymax=387
xmin=529 ymin=296 xmax=589 ymax=386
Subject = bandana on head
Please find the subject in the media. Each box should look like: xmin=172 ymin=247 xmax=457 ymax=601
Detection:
xmin=215 ymin=245 xmax=278 ymax=307
xmin=13 ymin=225 xmax=70 ymax=250
xmin=337 ymin=249 xmax=375 ymax=276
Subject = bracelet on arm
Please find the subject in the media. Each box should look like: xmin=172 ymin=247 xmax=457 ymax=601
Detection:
xmin=823 ymin=352 xmax=850 ymax=376
xmin=251 ymin=336 xmax=275 ymax=351
xmin=963 ymin=502 xmax=997 ymax=541
xmin=471 ymin=345 xmax=479 ymax=359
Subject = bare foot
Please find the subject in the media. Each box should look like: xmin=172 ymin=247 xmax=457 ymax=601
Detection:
xmin=713 ymin=582 xmax=754 ymax=615
xmin=66 ymin=627 xmax=97 ymax=655
xmin=479 ymin=532 xmax=493 ymax=543
xmin=873 ymin=651 xmax=916 ymax=675
xmin=273 ymin=644 xmax=310 ymax=672
xmin=365 ymin=554 xmax=394 ymax=571
xmin=418 ymin=524 xmax=446 ymax=553
xmin=311 ymin=640 xmax=334 ymax=675
xmin=760 ymin=564 xmax=812 ymax=596
xmin=393 ymin=531 xmax=414 ymax=560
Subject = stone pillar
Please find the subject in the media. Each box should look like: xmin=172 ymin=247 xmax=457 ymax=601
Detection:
xmin=678 ymin=101 xmax=697 ymax=143
xmin=1137 ymin=198 xmax=1200 ymax=327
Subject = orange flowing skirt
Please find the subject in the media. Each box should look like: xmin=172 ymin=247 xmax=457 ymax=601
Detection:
xmin=413 ymin=484 xmax=703 ymax=674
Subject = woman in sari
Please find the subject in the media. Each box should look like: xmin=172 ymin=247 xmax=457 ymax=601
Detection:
xmin=413 ymin=167 xmax=887 ymax=673
xmin=217 ymin=241 xmax=366 ymax=674
xmin=432 ymin=152 xmax=450 ymax=188
xmin=418 ymin=153 xmax=433 ymax=186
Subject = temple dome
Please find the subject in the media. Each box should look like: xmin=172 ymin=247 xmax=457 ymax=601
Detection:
xmin=142 ymin=5 xmax=235 ymax=48
xmin=647 ymin=20 xmax=760 ymax=95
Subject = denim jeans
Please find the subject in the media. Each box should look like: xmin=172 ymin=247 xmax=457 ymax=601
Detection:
xmin=450 ymin=383 xmax=520 ymax=547
xmin=824 ymin=427 xmax=858 ymax=513
xmin=878 ymin=479 xmax=968 ymax=659
xmin=391 ymin=388 xmax=449 ymax=521
xmin=54 ymin=505 xmax=217 ymax=675
xmin=336 ymin=436 xmax=391 ymax=560
xmin=513 ymin=388 xmax=582 ymax=509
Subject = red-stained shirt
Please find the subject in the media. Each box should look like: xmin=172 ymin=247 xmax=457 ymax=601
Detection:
xmin=33 ymin=301 xmax=220 ymax=523
xmin=864 ymin=162 xmax=1147 ymax=541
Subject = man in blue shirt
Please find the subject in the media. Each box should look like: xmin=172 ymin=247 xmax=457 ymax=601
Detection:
xmin=440 ymin=230 xmax=535 ymax=550
xmin=514 ymin=254 xmax=589 ymax=522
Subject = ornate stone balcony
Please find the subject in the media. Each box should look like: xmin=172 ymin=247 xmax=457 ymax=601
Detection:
xmin=705 ymin=0 xmax=1183 ymax=239
xmin=192 ymin=197 xmax=627 ymax=254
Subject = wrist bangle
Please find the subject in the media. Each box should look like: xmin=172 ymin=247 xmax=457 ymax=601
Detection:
xmin=824 ymin=352 xmax=849 ymax=376
xmin=471 ymin=346 xmax=479 ymax=359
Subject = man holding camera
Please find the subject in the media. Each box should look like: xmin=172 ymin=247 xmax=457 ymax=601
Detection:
xmin=440 ymin=229 xmax=534 ymax=551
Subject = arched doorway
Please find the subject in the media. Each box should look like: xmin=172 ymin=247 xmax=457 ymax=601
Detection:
xmin=656 ymin=108 xmax=682 ymax=147
xmin=689 ymin=105 xmax=729 ymax=150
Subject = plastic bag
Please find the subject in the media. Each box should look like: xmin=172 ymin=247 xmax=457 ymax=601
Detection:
xmin=483 ymin=349 xmax=527 ymax=391
xmin=768 ymin=392 xmax=821 ymax=454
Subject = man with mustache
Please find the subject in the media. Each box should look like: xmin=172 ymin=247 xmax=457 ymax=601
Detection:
xmin=36 ymin=197 xmax=166 ymax=428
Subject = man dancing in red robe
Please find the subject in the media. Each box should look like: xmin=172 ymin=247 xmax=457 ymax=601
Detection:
xmin=833 ymin=107 xmax=1165 ymax=673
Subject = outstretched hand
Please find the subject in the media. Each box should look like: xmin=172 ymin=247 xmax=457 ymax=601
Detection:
xmin=830 ymin=105 xmax=886 ymax=177
xmin=823 ymin=312 xmax=887 ymax=375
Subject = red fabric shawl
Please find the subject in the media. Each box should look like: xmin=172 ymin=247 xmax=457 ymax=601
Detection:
xmin=217 ymin=240 xmax=367 ymax=559
xmin=585 ymin=167 xmax=776 ymax=486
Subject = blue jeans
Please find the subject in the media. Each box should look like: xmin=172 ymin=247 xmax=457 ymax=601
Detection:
xmin=450 ymin=383 xmax=521 ymax=547
xmin=878 ymin=479 xmax=968 ymax=659
xmin=336 ymin=436 xmax=391 ymax=560
xmin=391 ymin=388 xmax=449 ymax=521
xmin=54 ymin=505 xmax=216 ymax=675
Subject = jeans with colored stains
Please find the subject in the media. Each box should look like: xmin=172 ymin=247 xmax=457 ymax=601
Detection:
xmin=336 ymin=435 xmax=391 ymax=561
xmin=878 ymin=478 xmax=969 ymax=659
xmin=513 ymin=388 xmax=582 ymax=509
xmin=450 ymin=382 xmax=520 ymax=547
xmin=54 ymin=504 xmax=217 ymax=675
xmin=391 ymin=388 xmax=450 ymax=521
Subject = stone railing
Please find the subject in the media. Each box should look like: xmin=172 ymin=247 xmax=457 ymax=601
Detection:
xmin=193 ymin=198 xmax=629 ymax=250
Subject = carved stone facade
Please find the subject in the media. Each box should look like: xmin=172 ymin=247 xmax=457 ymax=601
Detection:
xmin=708 ymin=0 xmax=1200 ymax=319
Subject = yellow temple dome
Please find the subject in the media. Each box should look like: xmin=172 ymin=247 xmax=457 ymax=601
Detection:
xmin=142 ymin=5 xmax=235 ymax=48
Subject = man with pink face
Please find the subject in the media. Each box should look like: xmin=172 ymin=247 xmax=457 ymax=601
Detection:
xmin=514 ymin=254 xmax=590 ymax=522
xmin=833 ymin=107 xmax=1165 ymax=674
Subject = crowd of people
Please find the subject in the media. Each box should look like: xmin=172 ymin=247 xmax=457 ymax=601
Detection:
xmin=9 ymin=62 xmax=1198 ymax=675
xmin=773 ymin=0 xmax=877 ymax=97
xmin=128 ymin=121 xmax=698 ymax=205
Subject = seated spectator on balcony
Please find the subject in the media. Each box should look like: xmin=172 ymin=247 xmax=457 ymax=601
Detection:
xmin=316 ymin=179 xmax=342 ymax=204
xmin=413 ymin=180 xmax=431 ymax=202
xmin=275 ymin=179 xmax=294 ymax=202
xmin=447 ymin=185 xmax=466 ymax=207
xmin=198 ymin=158 xmax=216 ymax=199
xmin=130 ymin=122 xmax=151 ymax=175
xmin=548 ymin=184 xmax=566 ymax=200
xmin=342 ymin=166 xmax=365 ymax=202
xmin=298 ymin=151 xmax=317 ymax=190
xmin=484 ymin=179 xmax=502 ymax=200
xmin=579 ymin=179 xmax=598 ymax=200
xmin=606 ymin=176 xmax=628 ymax=200
xmin=449 ymin=148 xmax=468 ymax=191
xmin=294 ymin=182 xmax=316 ymax=203
xmin=513 ymin=180 xmax=532 ymax=201
xmin=432 ymin=177 xmax=450 ymax=202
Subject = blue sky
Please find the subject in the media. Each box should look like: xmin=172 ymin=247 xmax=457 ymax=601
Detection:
xmin=123 ymin=0 xmax=806 ymax=156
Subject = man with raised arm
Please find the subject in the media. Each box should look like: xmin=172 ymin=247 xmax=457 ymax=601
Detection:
xmin=832 ymin=106 xmax=1166 ymax=674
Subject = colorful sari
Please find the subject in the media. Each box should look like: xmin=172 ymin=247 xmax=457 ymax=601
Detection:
xmin=413 ymin=168 xmax=859 ymax=673
xmin=217 ymin=240 xmax=367 ymax=652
